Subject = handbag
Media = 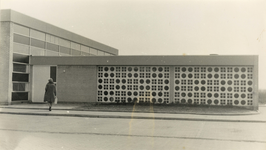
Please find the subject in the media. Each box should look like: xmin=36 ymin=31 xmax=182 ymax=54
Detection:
xmin=54 ymin=96 xmax=58 ymax=104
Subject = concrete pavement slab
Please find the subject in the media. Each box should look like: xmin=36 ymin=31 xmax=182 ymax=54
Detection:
xmin=0 ymin=102 xmax=261 ymax=114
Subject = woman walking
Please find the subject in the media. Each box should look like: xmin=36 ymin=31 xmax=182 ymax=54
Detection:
xmin=44 ymin=78 xmax=56 ymax=111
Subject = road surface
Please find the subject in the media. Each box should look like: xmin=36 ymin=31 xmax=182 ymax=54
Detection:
xmin=0 ymin=114 xmax=265 ymax=150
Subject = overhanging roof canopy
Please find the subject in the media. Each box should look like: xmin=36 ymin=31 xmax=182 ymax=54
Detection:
xmin=30 ymin=55 xmax=258 ymax=66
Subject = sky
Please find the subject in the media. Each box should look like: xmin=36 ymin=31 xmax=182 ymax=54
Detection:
xmin=1 ymin=0 xmax=266 ymax=89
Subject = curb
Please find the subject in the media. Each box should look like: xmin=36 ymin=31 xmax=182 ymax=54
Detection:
xmin=0 ymin=106 xmax=260 ymax=116
xmin=1 ymin=111 xmax=265 ymax=123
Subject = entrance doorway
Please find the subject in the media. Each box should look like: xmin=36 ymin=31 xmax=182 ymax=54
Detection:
xmin=31 ymin=66 xmax=57 ymax=102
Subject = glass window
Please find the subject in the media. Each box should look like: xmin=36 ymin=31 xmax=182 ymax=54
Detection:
xmin=50 ymin=66 xmax=57 ymax=82
xmin=90 ymin=48 xmax=98 ymax=55
xmin=13 ymin=64 xmax=27 ymax=72
xmin=71 ymin=42 xmax=80 ymax=50
xmin=60 ymin=46 xmax=71 ymax=55
xmin=59 ymin=38 xmax=70 ymax=47
xmin=13 ymin=83 xmax=28 ymax=91
xmin=31 ymin=47 xmax=44 ymax=56
xmin=72 ymin=49 xmax=81 ymax=56
xmin=12 ymin=73 xmax=29 ymax=82
xmin=46 ymin=34 xmax=59 ymax=44
xmin=81 ymin=45 xmax=90 ymax=53
xmin=12 ymin=92 xmax=28 ymax=101
xmin=13 ymin=53 xmax=29 ymax=63
xmin=98 ymin=51 xmax=104 ymax=56
xmin=46 ymin=50 xmax=59 ymax=56
xmin=60 ymin=53 xmax=70 ymax=56
xmin=81 ymin=52 xmax=90 ymax=56
xmin=30 ymin=29 xmax=45 ymax=40
xmin=47 ymin=43 xmax=59 ymax=52
xmin=13 ymin=43 xmax=30 ymax=54
xmin=13 ymin=24 xmax=29 ymax=36
xmin=31 ymin=38 xmax=45 ymax=48
xmin=14 ymin=34 xmax=30 ymax=45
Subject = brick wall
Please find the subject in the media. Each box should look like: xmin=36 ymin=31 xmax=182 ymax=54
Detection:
xmin=57 ymin=66 xmax=97 ymax=102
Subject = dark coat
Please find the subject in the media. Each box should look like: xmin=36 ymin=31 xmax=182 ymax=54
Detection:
xmin=44 ymin=81 xmax=56 ymax=103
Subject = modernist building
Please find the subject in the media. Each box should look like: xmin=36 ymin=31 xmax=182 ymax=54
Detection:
xmin=1 ymin=10 xmax=259 ymax=110
xmin=0 ymin=9 xmax=118 ymax=104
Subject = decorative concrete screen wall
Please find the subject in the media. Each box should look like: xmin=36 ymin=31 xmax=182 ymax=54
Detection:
xmin=97 ymin=66 xmax=254 ymax=107
xmin=97 ymin=66 xmax=171 ymax=104
xmin=173 ymin=66 xmax=254 ymax=106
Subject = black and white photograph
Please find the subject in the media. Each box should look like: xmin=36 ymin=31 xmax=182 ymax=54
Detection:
xmin=0 ymin=0 xmax=265 ymax=149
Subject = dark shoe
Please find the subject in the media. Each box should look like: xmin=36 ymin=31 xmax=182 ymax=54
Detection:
xmin=49 ymin=107 xmax=51 ymax=111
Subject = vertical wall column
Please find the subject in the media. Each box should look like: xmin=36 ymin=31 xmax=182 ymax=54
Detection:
xmin=0 ymin=22 xmax=13 ymax=105
xmin=169 ymin=66 xmax=175 ymax=103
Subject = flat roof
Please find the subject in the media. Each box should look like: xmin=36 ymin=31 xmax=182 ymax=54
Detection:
xmin=30 ymin=55 xmax=258 ymax=66
xmin=1 ymin=9 xmax=118 ymax=55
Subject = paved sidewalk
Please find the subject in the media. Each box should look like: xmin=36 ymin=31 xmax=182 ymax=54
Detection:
xmin=0 ymin=103 xmax=266 ymax=123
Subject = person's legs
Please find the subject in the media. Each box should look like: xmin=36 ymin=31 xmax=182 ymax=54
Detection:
xmin=49 ymin=102 xmax=52 ymax=111
xmin=48 ymin=99 xmax=52 ymax=111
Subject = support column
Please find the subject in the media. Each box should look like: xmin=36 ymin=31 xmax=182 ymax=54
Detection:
xmin=169 ymin=66 xmax=175 ymax=104
xmin=0 ymin=22 xmax=13 ymax=105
